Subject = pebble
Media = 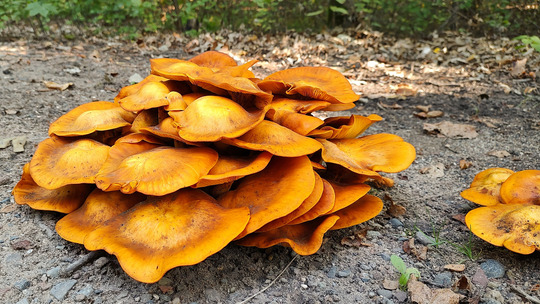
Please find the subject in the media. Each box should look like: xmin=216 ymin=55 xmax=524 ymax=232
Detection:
xmin=14 ymin=279 xmax=31 ymax=291
xmin=433 ymin=272 xmax=452 ymax=287
xmin=204 ymin=288 xmax=220 ymax=302
xmin=394 ymin=290 xmax=408 ymax=302
xmin=368 ymin=292 xmax=376 ymax=297
xmin=336 ymin=270 xmax=351 ymax=278
xmin=94 ymin=256 xmax=110 ymax=268
xmin=158 ymin=45 xmax=169 ymax=52
xmin=377 ymin=289 xmax=393 ymax=299
xmin=16 ymin=298 xmax=29 ymax=304
xmin=415 ymin=231 xmax=435 ymax=245
xmin=47 ymin=266 xmax=61 ymax=278
xmin=367 ymin=231 xmax=382 ymax=239
xmin=50 ymin=279 xmax=77 ymax=301
xmin=128 ymin=73 xmax=144 ymax=84
xmin=480 ymin=260 xmax=505 ymax=278
xmin=389 ymin=218 xmax=403 ymax=228
xmin=4 ymin=252 xmax=23 ymax=265
xmin=380 ymin=253 xmax=391 ymax=261
xmin=77 ymin=285 xmax=94 ymax=297
xmin=327 ymin=266 xmax=337 ymax=278
xmin=483 ymin=289 xmax=504 ymax=304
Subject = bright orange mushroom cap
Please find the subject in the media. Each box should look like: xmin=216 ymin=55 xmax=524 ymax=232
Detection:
xmin=500 ymin=170 xmax=540 ymax=205
xmin=329 ymin=194 xmax=383 ymax=230
xmin=56 ymin=189 xmax=146 ymax=244
xmin=465 ymin=204 xmax=540 ymax=254
xmin=84 ymin=188 xmax=251 ymax=283
xmin=258 ymin=66 xmax=360 ymax=104
xmin=29 ymin=137 xmax=110 ymax=190
xmin=188 ymin=51 xmax=238 ymax=68
xmin=218 ymin=156 xmax=315 ymax=239
xmin=96 ymin=142 xmax=218 ymax=195
xmin=319 ymin=134 xmax=416 ymax=176
xmin=308 ymin=114 xmax=383 ymax=139
xmin=49 ymin=101 xmax=136 ymax=137
xmin=460 ymin=168 xmax=515 ymax=206
xmin=13 ymin=164 xmax=94 ymax=213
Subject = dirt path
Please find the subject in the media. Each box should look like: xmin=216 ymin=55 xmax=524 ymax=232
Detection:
xmin=1 ymin=34 xmax=539 ymax=304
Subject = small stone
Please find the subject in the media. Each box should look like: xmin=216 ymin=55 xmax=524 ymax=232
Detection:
xmin=64 ymin=67 xmax=81 ymax=75
xmin=94 ymin=257 xmax=109 ymax=268
xmin=171 ymin=297 xmax=180 ymax=304
xmin=389 ymin=218 xmax=403 ymax=228
xmin=77 ymin=285 xmax=94 ymax=297
xmin=128 ymin=73 xmax=144 ymax=84
xmin=158 ymin=45 xmax=169 ymax=52
xmin=336 ymin=269 xmax=351 ymax=278
xmin=394 ymin=290 xmax=408 ymax=302
xmin=415 ymin=231 xmax=435 ymax=245
xmin=483 ymin=289 xmax=504 ymax=304
xmin=14 ymin=279 xmax=31 ymax=291
xmin=382 ymin=279 xmax=399 ymax=290
xmin=300 ymin=284 xmax=308 ymax=289
xmin=50 ymin=279 xmax=77 ymax=301
xmin=377 ymin=289 xmax=393 ymax=299
xmin=366 ymin=230 xmax=381 ymax=239
xmin=433 ymin=272 xmax=452 ymax=287
xmin=327 ymin=266 xmax=337 ymax=278
xmin=16 ymin=298 xmax=29 ymax=304
xmin=204 ymin=288 xmax=220 ymax=302
xmin=4 ymin=252 xmax=23 ymax=265
xmin=480 ymin=260 xmax=505 ymax=278
xmin=47 ymin=266 xmax=61 ymax=278
xmin=380 ymin=253 xmax=391 ymax=261
xmin=368 ymin=292 xmax=376 ymax=297
xmin=75 ymin=294 xmax=86 ymax=302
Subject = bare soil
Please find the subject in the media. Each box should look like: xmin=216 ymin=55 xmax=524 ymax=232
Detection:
xmin=1 ymin=33 xmax=539 ymax=304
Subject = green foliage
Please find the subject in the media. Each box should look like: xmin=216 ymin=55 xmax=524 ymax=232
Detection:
xmin=0 ymin=0 xmax=537 ymax=38
xmin=390 ymin=255 xmax=421 ymax=289
xmin=514 ymin=35 xmax=540 ymax=52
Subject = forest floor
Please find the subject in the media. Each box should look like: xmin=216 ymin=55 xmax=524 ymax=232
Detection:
xmin=1 ymin=30 xmax=539 ymax=304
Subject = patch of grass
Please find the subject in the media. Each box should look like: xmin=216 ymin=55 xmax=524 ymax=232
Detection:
xmin=414 ymin=221 xmax=447 ymax=248
xmin=390 ymin=254 xmax=421 ymax=290
xmin=448 ymin=231 xmax=481 ymax=261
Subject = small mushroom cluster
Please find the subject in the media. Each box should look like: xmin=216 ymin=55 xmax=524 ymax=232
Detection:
xmin=13 ymin=51 xmax=416 ymax=283
xmin=461 ymin=168 xmax=540 ymax=254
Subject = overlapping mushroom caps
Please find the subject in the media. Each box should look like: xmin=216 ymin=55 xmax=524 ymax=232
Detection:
xmin=12 ymin=51 xmax=416 ymax=283
xmin=461 ymin=168 xmax=540 ymax=254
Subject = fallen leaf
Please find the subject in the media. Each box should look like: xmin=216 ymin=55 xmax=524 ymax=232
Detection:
xmin=341 ymin=229 xmax=370 ymax=247
xmin=444 ymin=264 xmax=466 ymax=272
xmin=523 ymin=87 xmax=537 ymax=94
xmin=11 ymin=239 xmax=34 ymax=250
xmin=510 ymin=58 xmax=527 ymax=77
xmin=487 ymin=150 xmax=510 ymax=158
xmin=403 ymin=239 xmax=412 ymax=254
xmin=383 ymin=279 xmax=400 ymax=290
xmin=423 ymin=121 xmax=478 ymax=139
xmin=395 ymin=83 xmax=417 ymax=96
xmin=0 ymin=203 xmax=17 ymax=213
xmin=415 ymin=110 xmax=444 ymax=119
xmin=43 ymin=81 xmax=73 ymax=91
xmin=459 ymin=159 xmax=473 ymax=170
xmin=408 ymin=278 xmax=463 ymax=304
xmin=385 ymin=194 xmax=406 ymax=217
xmin=430 ymin=288 xmax=463 ymax=304
xmin=415 ymin=105 xmax=431 ymax=112
xmin=379 ymin=101 xmax=403 ymax=109
xmin=452 ymin=214 xmax=467 ymax=225
xmin=159 ymin=285 xmax=173 ymax=293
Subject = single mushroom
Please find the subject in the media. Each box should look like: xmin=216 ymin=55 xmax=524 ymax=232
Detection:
xmin=29 ymin=136 xmax=110 ymax=189
xmin=236 ymin=215 xmax=340 ymax=255
xmin=460 ymin=168 xmax=515 ymax=206
xmin=114 ymin=74 xmax=168 ymax=102
xmin=56 ymin=189 xmax=146 ymax=244
xmin=218 ymin=156 xmax=315 ymax=239
xmin=222 ymin=120 xmax=323 ymax=157
xmin=49 ymin=101 xmax=136 ymax=137
xmin=96 ymin=142 xmax=218 ymax=195
xmin=258 ymin=66 xmax=360 ymax=104
xmin=499 ymin=170 xmax=540 ymax=205
xmin=188 ymin=51 xmax=238 ymax=68
xmin=13 ymin=164 xmax=94 ymax=213
xmin=84 ymin=188 xmax=251 ymax=283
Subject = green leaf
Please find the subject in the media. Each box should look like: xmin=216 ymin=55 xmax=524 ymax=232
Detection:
xmin=329 ymin=6 xmax=348 ymax=15
xmin=25 ymin=2 xmax=54 ymax=18
xmin=336 ymin=0 xmax=347 ymax=4
xmin=404 ymin=268 xmax=421 ymax=280
xmin=306 ymin=9 xmax=324 ymax=17
xmin=390 ymin=255 xmax=406 ymax=275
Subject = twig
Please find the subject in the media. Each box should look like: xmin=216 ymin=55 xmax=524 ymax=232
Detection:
xmin=510 ymin=285 xmax=540 ymax=304
xmin=60 ymin=251 xmax=103 ymax=277
xmin=236 ymin=255 xmax=298 ymax=304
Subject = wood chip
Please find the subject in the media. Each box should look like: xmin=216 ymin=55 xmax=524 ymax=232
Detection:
xmin=43 ymin=81 xmax=73 ymax=91
xmin=383 ymin=279 xmax=399 ymax=290
xmin=459 ymin=159 xmax=473 ymax=170
xmin=444 ymin=264 xmax=466 ymax=272
xmin=487 ymin=150 xmax=510 ymax=158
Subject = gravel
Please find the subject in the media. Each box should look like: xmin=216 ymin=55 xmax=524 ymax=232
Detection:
xmin=50 ymin=279 xmax=77 ymax=301
xmin=480 ymin=260 xmax=506 ymax=279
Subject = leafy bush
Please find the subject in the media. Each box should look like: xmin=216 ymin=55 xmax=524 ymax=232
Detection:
xmin=0 ymin=0 xmax=538 ymax=38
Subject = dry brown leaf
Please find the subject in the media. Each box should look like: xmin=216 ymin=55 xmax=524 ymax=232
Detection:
xmin=415 ymin=110 xmax=444 ymax=119
xmin=341 ymin=229 xmax=370 ymax=247
xmin=395 ymin=83 xmax=417 ymax=97
xmin=452 ymin=214 xmax=467 ymax=225
xmin=11 ymin=239 xmax=34 ymax=250
xmin=459 ymin=159 xmax=473 ymax=170
xmin=453 ymin=275 xmax=471 ymax=291
xmin=385 ymin=194 xmax=406 ymax=217
xmin=415 ymin=105 xmax=431 ymax=112
xmin=383 ymin=279 xmax=400 ymax=290
xmin=43 ymin=81 xmax=73 ymax=91
xmin=409 ymin=278 xmax=463 ymax=304
xmin=523 ymin=87 xmax=537 ymax=94
xmin=510 ymin=58 xmax=527 ymax=77
xmin=0 ymin=203 xmax=17 ymax=213
xmin=379 ymin=101 xmax=403 ymax=109
xmin=423 ymin=121 xmax=478 ymax=139
xmin=487 ymin=150 xmax=510 ymax=158
xmin=444 ymin=264 xmax=466 ymax=272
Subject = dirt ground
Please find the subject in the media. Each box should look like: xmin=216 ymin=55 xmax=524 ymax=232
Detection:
xmin=1 ymin=32 xmax=539 ymax=304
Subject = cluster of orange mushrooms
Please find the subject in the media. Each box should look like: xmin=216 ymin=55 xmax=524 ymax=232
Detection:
xmin=13 ymin=51 xmax=416 ymax=283
xmin=461 ymin=168 xmax=540 ymax=254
